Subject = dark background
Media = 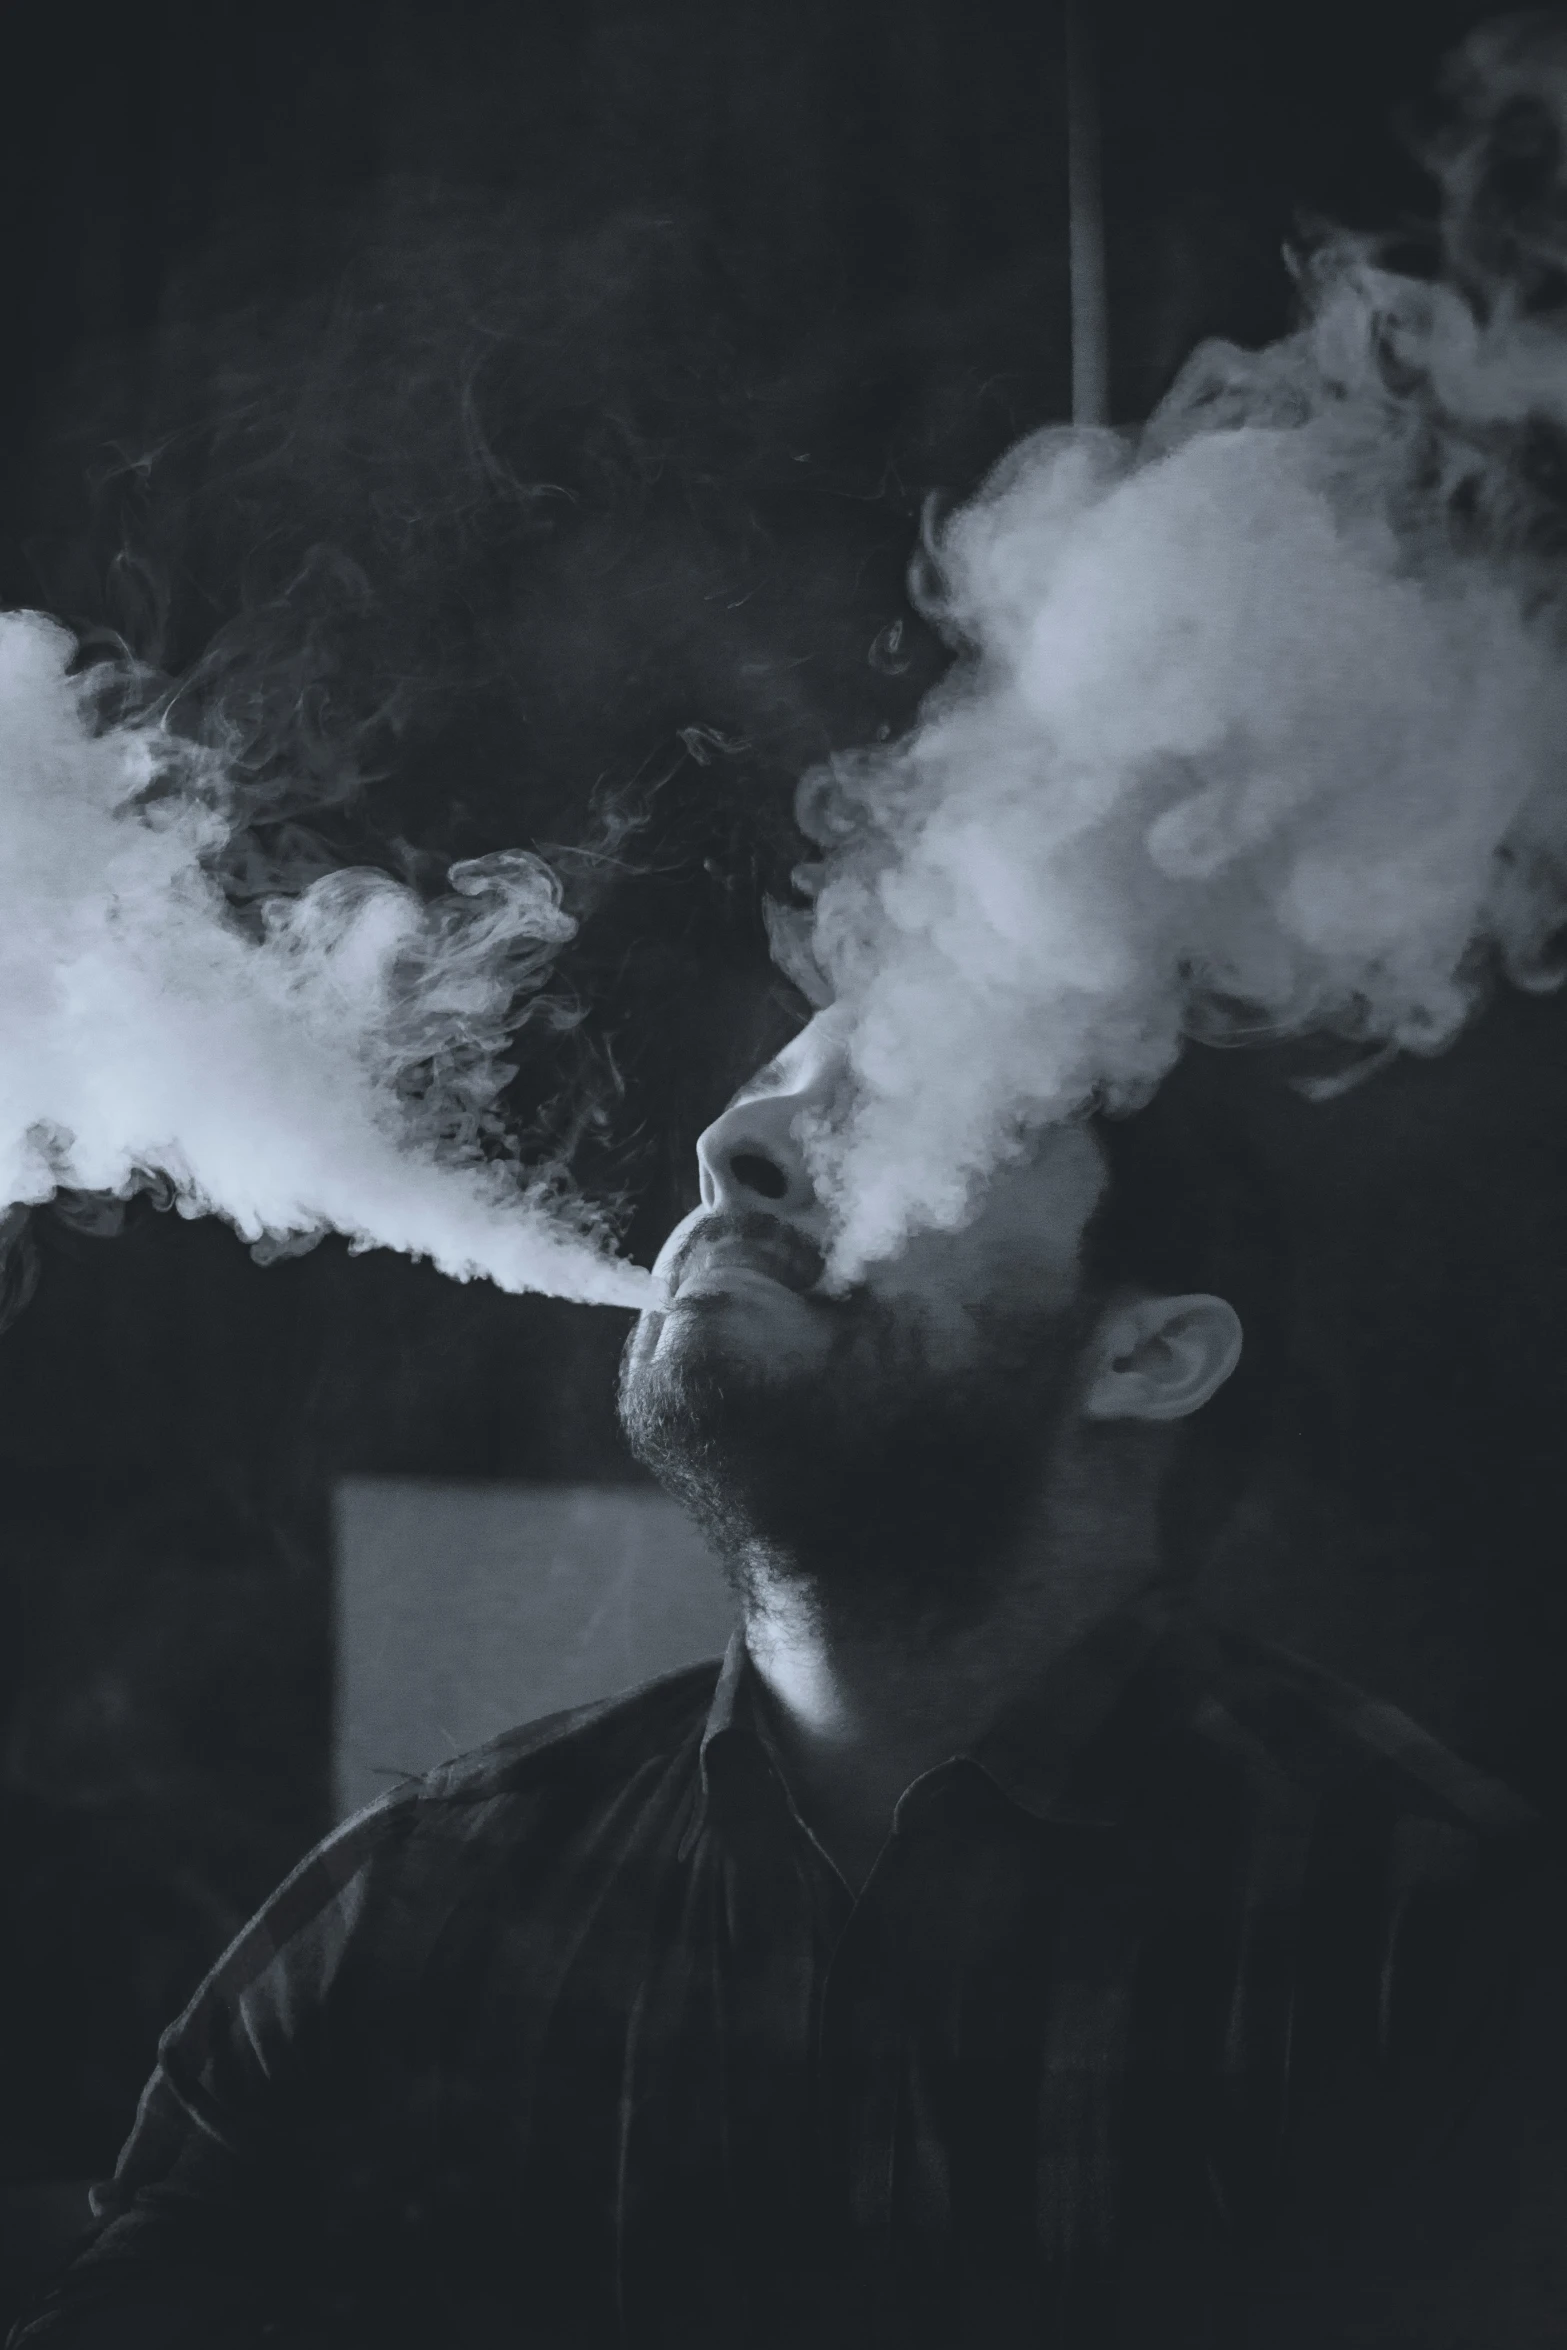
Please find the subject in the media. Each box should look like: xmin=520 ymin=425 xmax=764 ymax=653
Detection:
xmin=0 ymin=0 xmax=1561 ymax=2225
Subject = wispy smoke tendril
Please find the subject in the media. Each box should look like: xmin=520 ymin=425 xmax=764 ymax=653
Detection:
xmin=0 ymin=613 xmax=647 ymax=1305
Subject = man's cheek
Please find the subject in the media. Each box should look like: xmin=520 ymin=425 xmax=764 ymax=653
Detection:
xmin=859 ymin=1228 xmax=1006 ymax=1360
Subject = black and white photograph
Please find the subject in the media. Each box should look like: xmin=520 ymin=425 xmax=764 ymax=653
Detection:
xmin=1 ymin=2 xmax=1566 ymax=2342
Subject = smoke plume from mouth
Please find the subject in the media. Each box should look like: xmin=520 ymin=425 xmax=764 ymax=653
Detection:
xmin=773 ymin=17 xmax=1567 ymax=1286
xmin=0 ymin=612 xmax=648 ymax=1306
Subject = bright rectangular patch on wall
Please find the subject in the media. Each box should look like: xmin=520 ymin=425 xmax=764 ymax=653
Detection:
xmin=332 ymin=1478 xmax=733 ymax=1820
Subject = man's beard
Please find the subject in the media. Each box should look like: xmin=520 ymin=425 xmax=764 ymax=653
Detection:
xmin=617 ymin=1225 xmax=1088 ymax=1642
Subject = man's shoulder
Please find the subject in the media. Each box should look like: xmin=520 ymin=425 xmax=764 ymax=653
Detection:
xmin=192 ymin=1657 xmax=725 ymax=2017
xmin=1176 ymin=1605 xmax=1539 ymax=1844
xmin=323 ymin=1651 xmax=726 ymax=1888
xmin=390 ymin=1651 xmax=726 ymax=1814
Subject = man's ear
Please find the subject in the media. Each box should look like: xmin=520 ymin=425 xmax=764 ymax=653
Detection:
xmin=1080 ymin=1292 xmax=1243 ymax=1424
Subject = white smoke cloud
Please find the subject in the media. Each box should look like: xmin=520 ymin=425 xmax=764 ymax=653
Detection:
xmin=0 ymin=611 xmax=649 ymax=1306
xmin=780 ymin=22 xmax=1567 ymax=1285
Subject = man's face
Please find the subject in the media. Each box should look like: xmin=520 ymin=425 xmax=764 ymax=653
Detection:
xmin=618 ymin=1009 xmax=1110 ymax=1602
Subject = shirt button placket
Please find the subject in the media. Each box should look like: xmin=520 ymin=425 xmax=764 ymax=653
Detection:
xmin=819 ymin=1844 xmax=910 ymax=2345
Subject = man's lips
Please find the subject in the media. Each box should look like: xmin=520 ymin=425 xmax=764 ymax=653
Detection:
xmin=675 ymin=1245 xmax=801 ymax=1300
xmin=664 ymin=1213 xmax=825 ymax=1302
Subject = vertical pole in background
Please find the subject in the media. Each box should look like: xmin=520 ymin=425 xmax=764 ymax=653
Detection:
xmin=1066 ymin=0 xmax=1109 ymax=426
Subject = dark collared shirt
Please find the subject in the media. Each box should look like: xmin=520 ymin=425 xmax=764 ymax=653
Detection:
xmin=15 ymin=1585 xmax=1567 ymax=2349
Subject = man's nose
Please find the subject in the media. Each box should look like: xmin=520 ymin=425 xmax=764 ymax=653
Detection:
xmin=695 ymin=1089 xmax=815 ymax=1215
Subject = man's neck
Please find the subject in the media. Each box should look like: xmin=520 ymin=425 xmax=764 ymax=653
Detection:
xmin=739 ymin=1426 xmax=1165 ymax=1890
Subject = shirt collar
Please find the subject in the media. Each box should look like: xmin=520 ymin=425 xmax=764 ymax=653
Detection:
xmin=686 ymin=1631 xmax=786 ymax=1855
xmin=695 ymin=1579 xmax=1191 ymax=1840
xmin=701 ymin=1628 xmax=751 ymax=1762
xmin=968 ymin=1578 xmax=1187 ymax=1826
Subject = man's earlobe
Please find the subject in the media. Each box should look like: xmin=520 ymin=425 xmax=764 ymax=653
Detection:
xmin=1081 ymin=1293 xmax=1244 ymax=1424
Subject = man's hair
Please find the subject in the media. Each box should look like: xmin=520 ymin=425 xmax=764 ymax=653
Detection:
xmin=1083 ymin=1055 xmax=1286 ymax=1579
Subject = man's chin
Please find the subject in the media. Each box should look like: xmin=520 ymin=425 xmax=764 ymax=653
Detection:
xmin=619 ymin=1311 xmax=817 ymax=1487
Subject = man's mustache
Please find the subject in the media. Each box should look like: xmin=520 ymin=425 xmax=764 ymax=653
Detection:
xmin=664 ymin=1210 xmax=827 ymax=1298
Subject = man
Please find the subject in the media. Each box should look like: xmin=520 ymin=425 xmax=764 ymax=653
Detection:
xmin=15 ymin=1010 xmax=1567 ymax=2348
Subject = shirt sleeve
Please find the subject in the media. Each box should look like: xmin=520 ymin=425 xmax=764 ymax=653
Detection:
xmin=1237 ymin=1822 xmax=1567 ymax=2346
xmin=1373 ymin=1838 xmax=1567 ymax=2344
xmin=8 ymin=1796 xmax=415 ymax=2350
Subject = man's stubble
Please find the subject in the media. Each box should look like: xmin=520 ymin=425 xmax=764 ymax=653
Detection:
xmin=617 ymin=1275 xmax=1092 ymax=1644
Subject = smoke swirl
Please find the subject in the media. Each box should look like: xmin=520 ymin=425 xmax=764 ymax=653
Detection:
xmin=777 ymin=16 xmax=1567 ymax=1283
